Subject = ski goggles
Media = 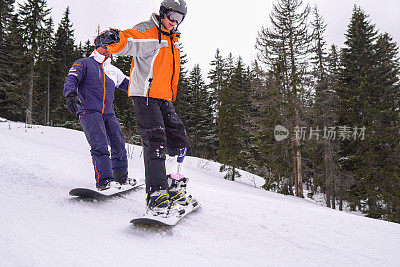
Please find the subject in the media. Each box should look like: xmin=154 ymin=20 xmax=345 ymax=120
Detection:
xmin=166 ymin=9 xmax=185 ymax=24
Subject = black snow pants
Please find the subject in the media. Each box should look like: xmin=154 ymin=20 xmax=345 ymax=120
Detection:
xmin=132 ymin=96 xmax=190 ymax=193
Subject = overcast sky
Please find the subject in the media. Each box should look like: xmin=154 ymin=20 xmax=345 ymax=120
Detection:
xmin=41 ymin=0 xmax=400 ymax=74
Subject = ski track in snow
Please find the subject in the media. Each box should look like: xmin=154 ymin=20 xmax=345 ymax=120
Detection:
xmin=1 ymin=120 xmax=400 ymax=266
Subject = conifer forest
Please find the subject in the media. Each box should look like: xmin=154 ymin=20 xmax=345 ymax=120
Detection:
xmin=1 ymin=0 xmax=399 ymax=223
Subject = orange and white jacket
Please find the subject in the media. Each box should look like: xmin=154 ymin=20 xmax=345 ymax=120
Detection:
xmin=107 ymin=13 xmax=181 ymax=102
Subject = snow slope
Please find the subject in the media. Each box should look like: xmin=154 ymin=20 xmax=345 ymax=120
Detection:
xmin=1 ymin=119 xmax=400 ymax=267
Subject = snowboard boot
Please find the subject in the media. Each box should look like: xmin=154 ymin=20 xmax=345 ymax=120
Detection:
xmin=96 ymin=180 xmax=121 ymax=191
xmin=146 ymin=189 xmax=185 ymax=217
xmin=167 ymin=174 xmax=198 ymax=207
xmin=113 ymin=171 xmax=137 ymax=188
xmin=122 ymin=178 xmax=137 ymax=188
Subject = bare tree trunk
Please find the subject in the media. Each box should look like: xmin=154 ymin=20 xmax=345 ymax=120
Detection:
xmin=46 ymin=65 xmax=50 ymax=125
xmin=339 ymin=173 xmax=343 ymax=211
xmin=331 ymin=150 xmax=337 ymax=210
xmin=294 ymin=100 xmax=303 ymax=197
xmin=293 ymin=142 xmax=298 ymax=196
xmin=325 ymin=143 xmax=330 ymax=208
xmin=326 ymin=194 xmax=331 ymax=208
xmin=332 ymin=193 xmax=336 ymax=210
xmin=296 ymin=150 xmax=303 ymax=197
xmin=325 ymin=140 xmax=337 ymax=209
xmin=27 ymin=58 xmax=34 ymax=125
xmin=289 ymin=17 xmax=304 ymax=198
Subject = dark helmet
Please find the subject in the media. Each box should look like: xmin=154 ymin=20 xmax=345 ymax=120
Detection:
xmin=94 ymin=29 xmax=120 ymax=49
xmin=160 ymin=0 xmax=187 ymax=16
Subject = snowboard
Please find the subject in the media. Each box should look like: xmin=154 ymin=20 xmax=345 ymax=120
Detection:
xmin=69 ymin=183 xmax=143 ymax=200
xmin=130 ymin=202 xmax=200 ymax=226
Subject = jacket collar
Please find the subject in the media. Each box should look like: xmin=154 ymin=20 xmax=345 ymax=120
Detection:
xmin=90 ymin=50 xmax=111 ymax=64
xmin=151 ymin=13 xmax=160 ymax=28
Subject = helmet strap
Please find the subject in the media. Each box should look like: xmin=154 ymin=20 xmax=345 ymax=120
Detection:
xmin=158 ymin=16 xmax=162 ymax=43
xmin=160 ymin=6 xmax=168 ymax=19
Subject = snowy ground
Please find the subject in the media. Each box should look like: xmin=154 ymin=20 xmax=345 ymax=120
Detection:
xmin=1 ymin=119 xmax=400 ymax=267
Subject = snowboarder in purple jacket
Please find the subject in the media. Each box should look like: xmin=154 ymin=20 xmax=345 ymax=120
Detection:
xmin=64 ymin=43 xmax=134 ymax=190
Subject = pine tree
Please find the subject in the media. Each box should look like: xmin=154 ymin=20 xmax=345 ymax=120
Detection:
xmin=35 ymin=17 xmax=54 ymax=125
xmin=0 ymin=0 xmax=19 ymax=120
xmin=256 ymin=0 xmax=312 ymax=197
xmin=75 ymin=42 xmax=84 ymax=58
xmin=217 ymin=57 xmax=250 ymax=181
xmin=247 ymin=60 xmax=269 ymax=175
xmin=173 ymin=47 xmax=210 ymax=158
xmin=311 ymin=6 xmax=328 ymax=82
xmin=241 ymin=65 xmax=257 ymax=172
xmin=372 ymin=33 xmax=400 ymax=222
xmin=308 ymin=7 xmax=341 ymax=209
xmin=208 ymin=49 xmax=226 ymax=115
xmin=174 ymin=46 xmax=191 ymax=129
xmin=18 ymin=0 xmax=51 ymax=125
xmin=338 ymin=6 xmax=400 ymax=220
xmin=51 ymin=7 xmax=77 ymax=125
xmin=185 ymin=64 xmax=215 ymax=159
xmin=257 ymin=57 xmax=295 ymax=194
xmin=82 ymin=40 xmax=95 ymax=57
xmin=0 ymin=0 xmax=14 ymax=82
xmin=326 ymin=44 xmax=346 ymax=210
xmin=203 ymin=49 xmax=226 ymax=159
xmin=338 ymin=6 xmax=378 ymax=212
xmin=2 ymin=15 xmax=30 ymax=122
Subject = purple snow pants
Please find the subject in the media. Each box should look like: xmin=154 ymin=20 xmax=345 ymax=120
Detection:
xmin=79 ymin=111 xmax=128 ymax=187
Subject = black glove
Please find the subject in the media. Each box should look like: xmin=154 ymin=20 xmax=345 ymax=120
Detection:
xmin=95 ymin=29 xmax=120 ymax=49
xmin=66 ymin=93 xmax=82 ymax=115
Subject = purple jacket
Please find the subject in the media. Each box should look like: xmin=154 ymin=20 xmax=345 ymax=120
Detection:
xmin=64 ymin=50 xmax=129 ymax=115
